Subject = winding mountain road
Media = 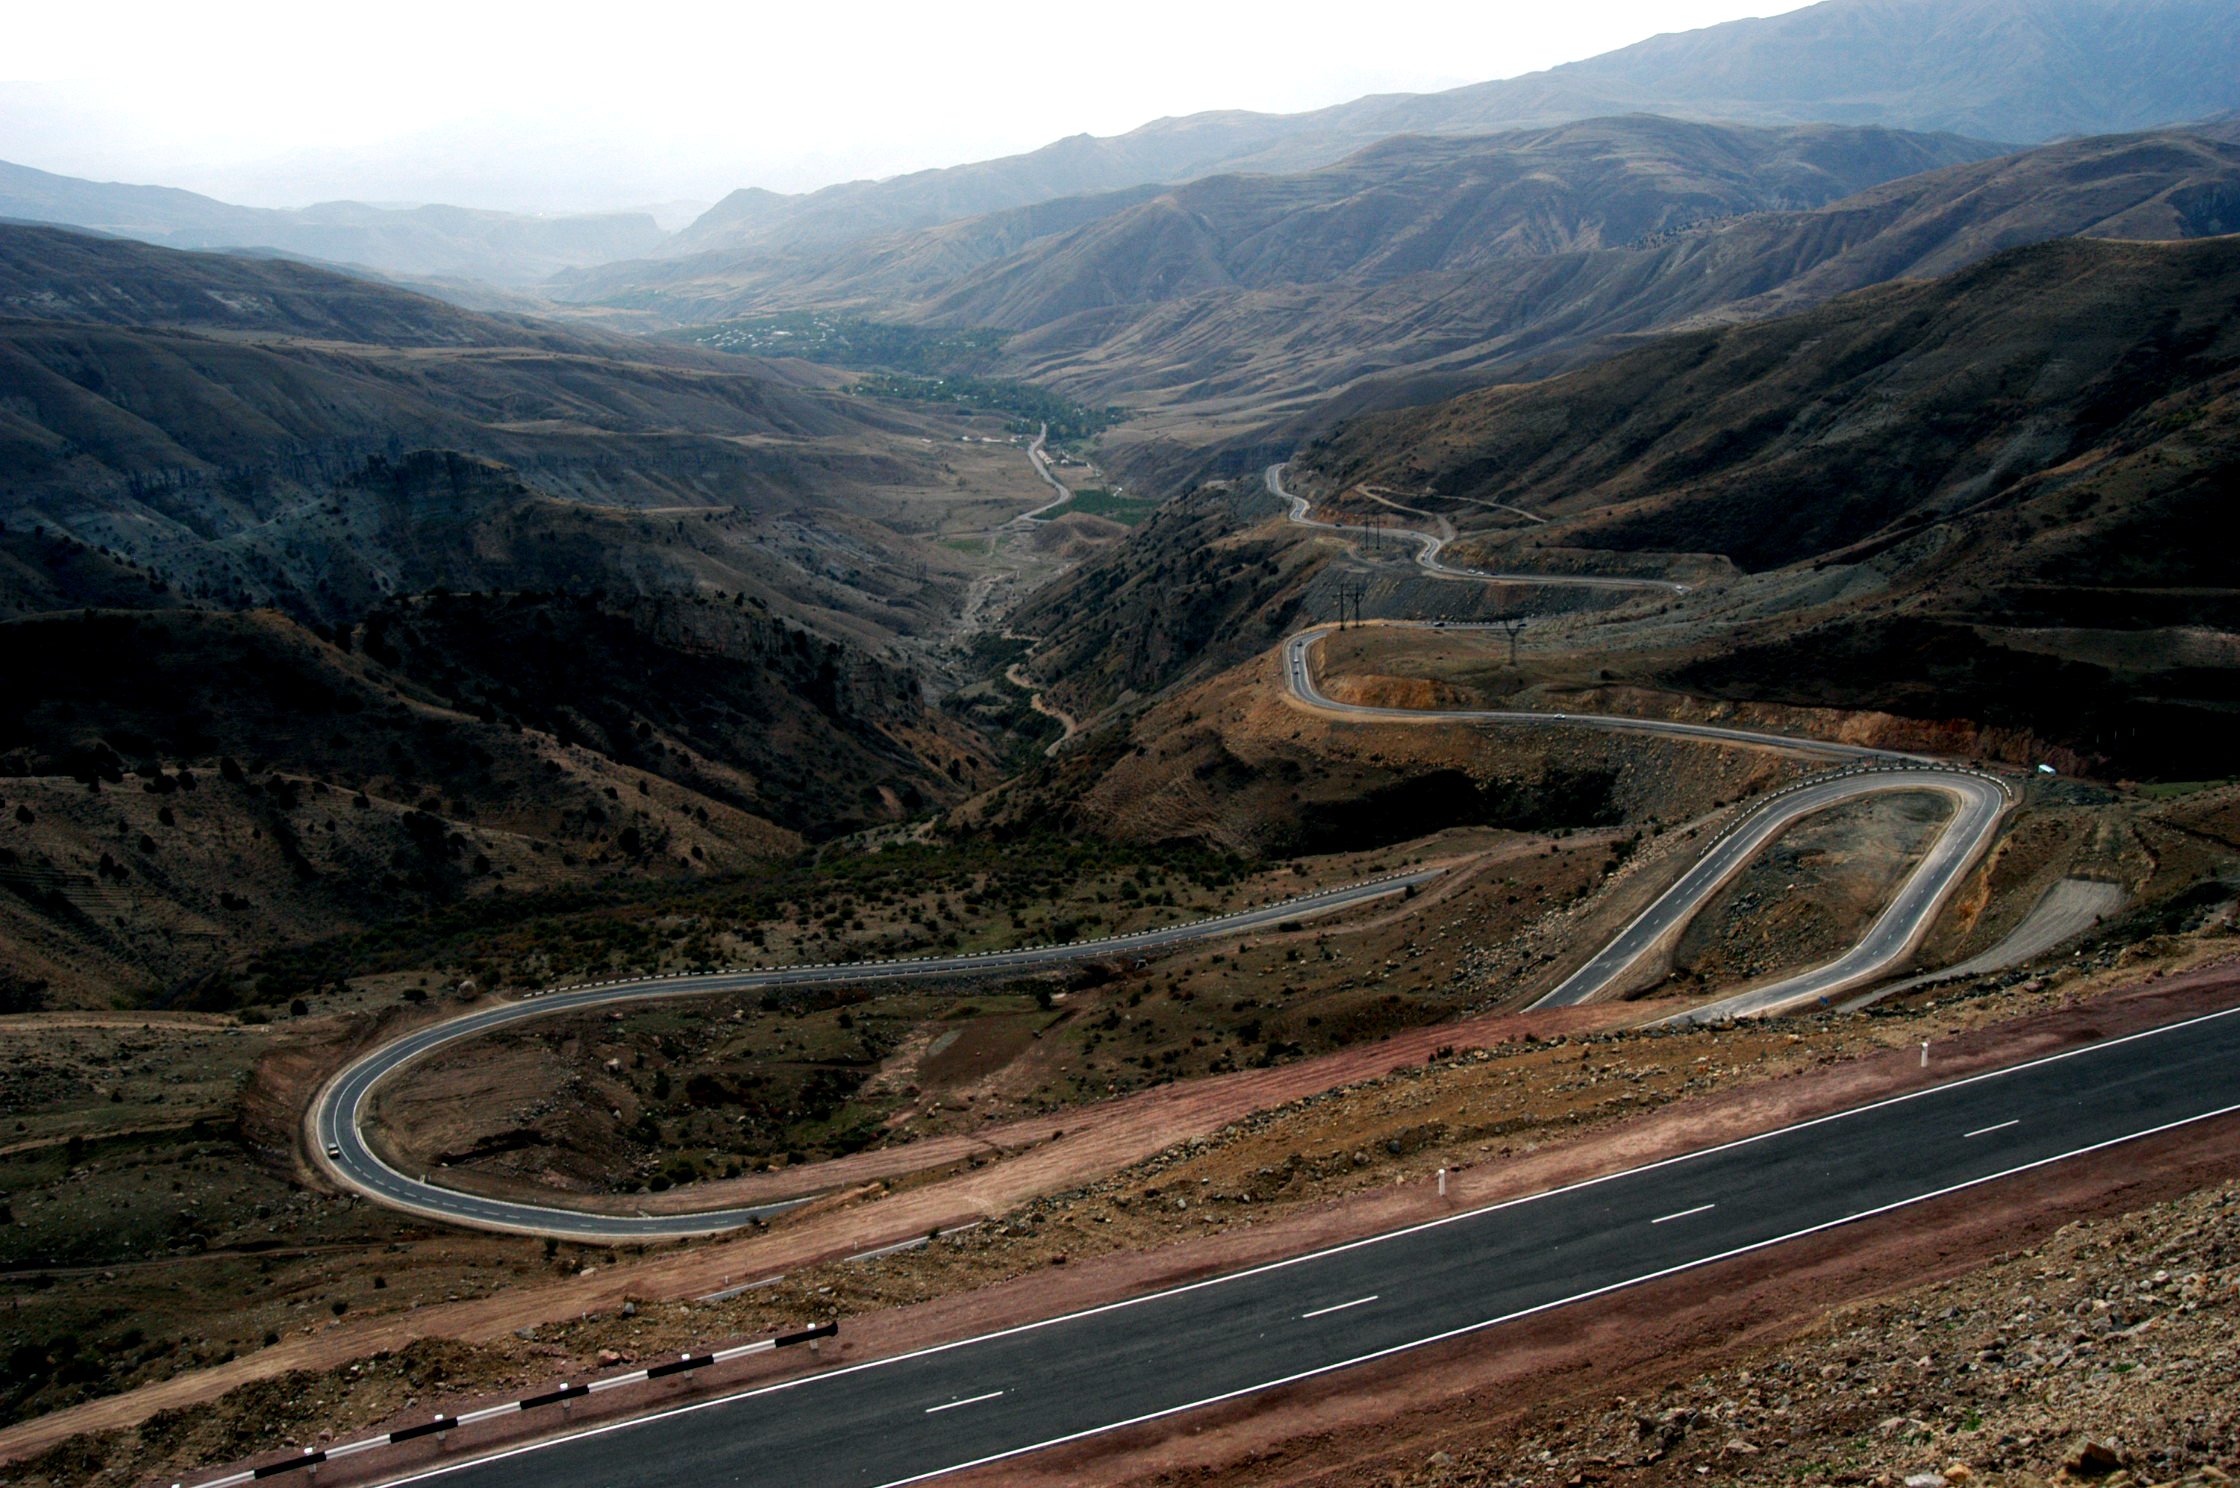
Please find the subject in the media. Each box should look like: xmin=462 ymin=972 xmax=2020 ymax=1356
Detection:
xmin=314 ymin=465 xmax=2019 ymax=1245
xmin=1267 ymin=464 xmax=2013 ymax=1018
xmin=1016 ymin=423 xmax=1074 ymax=521
xmin=311 ymin=870 xmax=1439 ymax=1242
xmin=1268 ymin=463 xmax=1687 ymax=592
xmin=231 ymin=462 xmax=2189 ymax=1488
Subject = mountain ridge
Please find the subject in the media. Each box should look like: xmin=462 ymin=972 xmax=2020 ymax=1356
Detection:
xmin=651 ymin=0 xmax=2238 ymax=265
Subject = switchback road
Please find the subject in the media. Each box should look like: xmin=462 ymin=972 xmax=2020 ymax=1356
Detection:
xmin=316 ymin=468 xmax=2015 ymax=1242
xmin=1268 ymin=463 xmax=1686 ymax=592
xmin=312 ymin=870 xmax=1439 ymax=1242
xmin=1267 ymin=464 xmax=2013 ymax=1016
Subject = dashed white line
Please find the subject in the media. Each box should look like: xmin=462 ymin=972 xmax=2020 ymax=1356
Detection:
xmin=924 ymin=1390 xmax=1005 ymax=1414
xmin=1965 ymin=1119 xmax=2020 ymax=1138
xmin=1300 ymin=1294 xmax=1380 ymax=1319
xmin=1651 ymin=1202 xmax=1717 ymax=1225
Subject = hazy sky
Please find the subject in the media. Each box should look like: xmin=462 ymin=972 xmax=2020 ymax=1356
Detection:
xmin=2 ymin=1 xmax=1818 ymax=215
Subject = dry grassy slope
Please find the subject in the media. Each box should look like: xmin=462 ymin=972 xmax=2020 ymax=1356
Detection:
xmin=0 ymin=226 xmax=993 ymax=642
xmin=1001 ymin=483 xmax=1317 ymax=720
xmin=912 ymin=118 xmax=1995 ymax=331
xmin=0 ymin=524 xmax=189 ymax=615
xmin=1672 ymin=791 xmax=1953 ymax=989
xmin=990 ymin=128 xmax=2240 ymax=426
xmin=0 ymin=594 xmax=992 ymax=1007
xmin=1304 ymin=235 xmax=2240 ymax=571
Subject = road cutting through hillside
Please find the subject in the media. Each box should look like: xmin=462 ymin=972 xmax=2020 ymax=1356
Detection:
xmin=310 ymin=467 xmax=2012 ymax=1244
xmin=1267 ymin=463 xmax=2014 ymax=1018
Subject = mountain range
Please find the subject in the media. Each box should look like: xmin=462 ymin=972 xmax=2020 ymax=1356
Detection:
xmin=0 ymin=226 xmax=1014 ymax=1002
xmin=8 ymin=0 xmax=2237 ymax=294
xmin=652 ymin=0 xmax=2240 ymax=263
xmin=630 ymin=119 xmax=2238 ymax=488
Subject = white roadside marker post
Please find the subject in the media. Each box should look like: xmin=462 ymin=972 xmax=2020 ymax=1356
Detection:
xmin=1921 ymin=1041 xmax=1930 ymax=1068
xmin=1437 ymin=1167 xmax=1447 ymax=1199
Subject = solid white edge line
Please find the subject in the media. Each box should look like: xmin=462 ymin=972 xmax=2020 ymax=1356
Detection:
xmin=1650 ymin=1203 xmax=1716 ymax=1225
xmin=1966 ymin=1119 xmax=2022 ymax=1138
xmin=340 ymin=1016 xmax=2240 ymax=1488
xmin=862 ymin=1099 xmax=2240 ymax=1488
xmin=1299 ymin=1294 xmax=1380 ymax=1319
xmin=923 ymin=1390 xmax=1006 ymax=1415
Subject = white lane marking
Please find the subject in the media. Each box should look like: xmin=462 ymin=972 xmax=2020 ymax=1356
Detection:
xmin=863 ymin=1100 xmax=2240 ymax=1488
xmin=1651 ymin=1203 xmax=1716 ymax=1225
xmin=1300 ymin=1294 xmax=1379 ymax=1320
xmin=924 ymin=1389 xmax=1004 ymax=1414
xmin=1965 ymin=1119 xmax=2020 ymax=1138
xmin=346 ymin=1020 xmax=2240 ymax=1488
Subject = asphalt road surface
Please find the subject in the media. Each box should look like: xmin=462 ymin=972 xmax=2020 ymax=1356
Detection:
xmin=1267 ymin=463 xmax=1687 ymax=592
xmin=313 ymin=871 xmax=1440 ymax=1241
xmin=1286 ymin=622 xmax=1925 ymax=763
xmin=367 ymin=1004 xmax=2240 ymax=1488
xmin=1287 ymin=623 xmax=2010 ymax=1016
xmin=1844 ymin=878 xmax=2127 ymax=1012
xmin=1017 ymin=423 xmax=1074 ymax=520
xmin=1549 ymin=769 xmax=2008 ymax=1018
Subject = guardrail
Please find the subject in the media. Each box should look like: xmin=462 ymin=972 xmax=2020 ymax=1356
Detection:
xmin=520 ymin=870 xmax=1432 ymax=1000
xmin=195 ymin=1322 xmax=838 ymax=1485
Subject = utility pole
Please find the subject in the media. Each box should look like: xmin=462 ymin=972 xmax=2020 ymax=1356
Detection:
xmin=1499 ymin=615 xmax=1528 ymax=667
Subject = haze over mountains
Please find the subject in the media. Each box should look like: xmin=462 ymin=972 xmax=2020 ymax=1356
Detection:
xmin=8 ymin=0 xmax=2237 ymax=295
xmin=650 ymin=0 xmax=2240 ymax=262
xmin=575 ymin=118 xmax=2000 ymax=321
xmin=0 ymin=159 xmax=666 ymax=288
xmin=0 ymin=226 xmax=974 ymax=636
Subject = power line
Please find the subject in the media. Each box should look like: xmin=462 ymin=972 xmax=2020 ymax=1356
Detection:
xmin=1499 ymin=615 xmax=1528 ymax=666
